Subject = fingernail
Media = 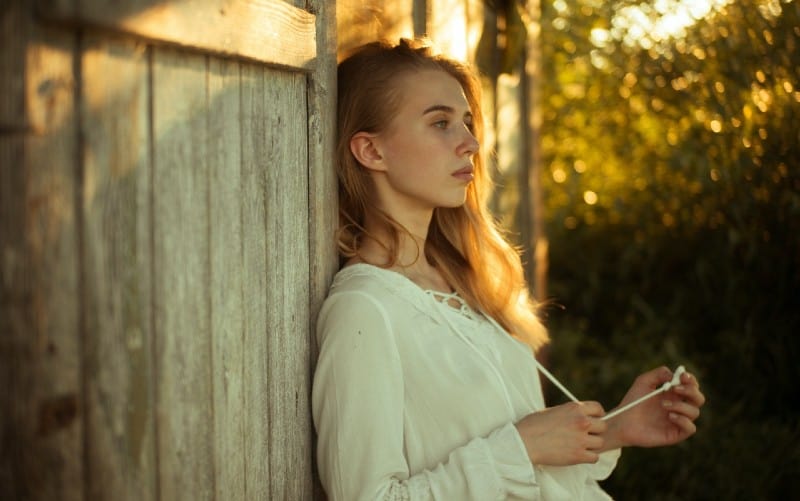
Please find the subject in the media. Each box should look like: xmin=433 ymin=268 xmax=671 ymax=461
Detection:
xmin=669 ymin=412 xmax=679 ymax=420
xmin=662 ymin=400 xmax=673 ymax=408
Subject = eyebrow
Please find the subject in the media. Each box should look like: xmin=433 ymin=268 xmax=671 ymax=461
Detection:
xmin=422 ymin=104 xmax=454 ymax=115
xmin=422 ymin=104 xmax=472 ymax=118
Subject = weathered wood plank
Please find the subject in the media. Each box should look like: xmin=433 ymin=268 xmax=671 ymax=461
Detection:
xmin=305 ymin=2 xmax=337 ymax=495
xmin=264 ymin=68 xmax=312 ymax=501
xmin=37 ymin=0 xmax=317 ymax=71
xmin=306 ymin=0 xmax=338 ymax=341
xmin=0 ymin=3 xmax=83 ymax=498
xmin=151 ymin=46 xmax=214 ymax=501
xmin=0 ymin=0 xmax=27 ymax=130
xmin=239 ymin=61 xmax=271 ymax=499
xmin=79 ymin=36 xmax=157 ymax=500
xmin=207 ymin=56 xmax=246 ymax=500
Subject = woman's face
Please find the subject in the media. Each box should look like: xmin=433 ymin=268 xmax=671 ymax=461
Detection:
xmin=366 ymin=69 xmax=479 ymax=215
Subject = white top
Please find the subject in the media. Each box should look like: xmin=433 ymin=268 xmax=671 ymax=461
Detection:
xmin=312 ymin=263 xmax=620 ymax=500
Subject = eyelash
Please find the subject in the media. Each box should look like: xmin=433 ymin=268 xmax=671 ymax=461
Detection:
xmin=433 ymin=119 xmax=473 ymax=130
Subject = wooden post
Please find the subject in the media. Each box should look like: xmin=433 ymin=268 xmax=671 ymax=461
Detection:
xmin=0 ymin=1 xmax=82 ymax=499
xmin=524 ymin=0 xmax=547 ymax=301
xmin=307 ymin=0 xmax=337 ymax=497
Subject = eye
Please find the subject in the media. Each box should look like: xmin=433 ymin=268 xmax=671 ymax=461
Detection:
xmin=464 ymin=114 xmax=474 ymax=131
xmin=433 ymin=120 xmax=449 ymax=129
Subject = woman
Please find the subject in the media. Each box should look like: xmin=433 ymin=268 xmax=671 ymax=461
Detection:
xmin=311 ymin=38 xmax=705 ymax=500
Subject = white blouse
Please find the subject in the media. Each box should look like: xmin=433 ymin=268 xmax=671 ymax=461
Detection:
xmin=312 ymin=263 xmax=620 ymax=500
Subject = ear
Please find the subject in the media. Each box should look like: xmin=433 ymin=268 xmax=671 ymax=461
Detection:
xmin=350 ymin=132 xmax=387 ymax=172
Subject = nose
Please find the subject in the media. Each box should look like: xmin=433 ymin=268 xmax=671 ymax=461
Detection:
xmin=458 ymin=125 xmax=479 ymax=157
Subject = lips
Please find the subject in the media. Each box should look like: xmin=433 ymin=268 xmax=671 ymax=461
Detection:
xmin=452 ymin=165 xmax=474 ymax=181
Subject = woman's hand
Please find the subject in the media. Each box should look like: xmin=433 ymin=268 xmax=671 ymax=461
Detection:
xmin=515 ymin=401 xmax=608 ymax=466
xmin=603 ymin=366 xmax=706 ymax=450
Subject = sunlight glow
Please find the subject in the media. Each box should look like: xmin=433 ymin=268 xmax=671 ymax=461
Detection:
xmin=600 ymin=0 xmax=733 ymax=49
xmin=431 ymin=0 xmax=471 ymax=62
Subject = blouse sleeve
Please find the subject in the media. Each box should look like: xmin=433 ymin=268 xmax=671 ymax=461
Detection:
xmin=312 ymin=290 xmax=541 ymax=501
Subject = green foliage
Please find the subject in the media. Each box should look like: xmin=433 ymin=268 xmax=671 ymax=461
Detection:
xmin=531 ymin=0 xmax=800 ymax=497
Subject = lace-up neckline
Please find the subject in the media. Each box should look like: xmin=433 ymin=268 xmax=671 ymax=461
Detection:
xmin=424 ymin=290 xmax=479 ymax=321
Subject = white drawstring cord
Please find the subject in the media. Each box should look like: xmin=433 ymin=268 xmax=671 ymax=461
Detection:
xmin=530 ymin=359 xmax=582 ymax=404
xmin=456 ymin=308 xmax=687 ymax=422
xmin=485 ymin=314 xmax=688 ymax=422
xmin=432 ymin=300 xmax=518 ymax=419
xmin=601 ymin=365 xmax=686 ymax=421
xmin=483 ymin=316 xmax=584 ymax=405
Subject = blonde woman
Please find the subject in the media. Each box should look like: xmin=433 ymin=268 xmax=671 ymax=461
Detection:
xmin=312 ymin=39 xmax=705 ymax=500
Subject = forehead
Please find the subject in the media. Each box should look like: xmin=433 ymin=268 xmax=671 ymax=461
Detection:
xmin=394 ymin=69 xmax=470 ymax=114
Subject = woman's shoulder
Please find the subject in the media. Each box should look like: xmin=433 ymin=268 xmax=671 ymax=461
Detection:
xmin=323 ymin=263 xmax=428 ymax=315
xmin=329 ymin=263 xmax=403 ymax=296
xmin=316 ymin=264 xmax=416 ymax=345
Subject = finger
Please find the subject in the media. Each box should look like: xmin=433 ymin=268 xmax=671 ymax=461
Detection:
xmin=585 ymin=434 xmax=604 ymax=451
xmin=668 ymin=411 xmax=697 ymax=436
xmin=662 ymin=399 xmax=701 ymax=421
xmin=587 ymin=417 xmax=608 ymax=435
xmin=673 ymin=384 xmax=706 ymax=407
xmin=638 ymin=366 xmax=672 ymax=389
xmin=680 ymin=371 xmax=701 ymax=390
xmin=580 ymin=401 xmax=606 ymax=417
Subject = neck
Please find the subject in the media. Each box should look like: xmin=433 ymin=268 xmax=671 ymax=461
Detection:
xmin=360 ymin=207 xmax=432 ymax=269
xmin=355 ymin=207 xmax=453 ymax=293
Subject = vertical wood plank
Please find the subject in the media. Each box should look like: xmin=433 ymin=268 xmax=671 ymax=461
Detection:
xmin=0 ymin=2 xmax=83 ymax=498
xmin=151 ymin=46 xmax=214 ymax=501
xmin=0 ymin=15 xmax=28 ymax=496
xmin=239 ymin=61 xmax=271 ymax=499
xmin=306 ymin=0 xmax=338 ymax=344
xmin=265 ymin=69 xmax=312 ymax=500
xmin=0 ymin=0 xmax=26 ymax=130
xmin=79 ymin=36 xmax=157 ymax=500
xmin=306 ymin=0 xmax=338 ymax=493
xmin=207 ymin=56 xmax=246 ymax=500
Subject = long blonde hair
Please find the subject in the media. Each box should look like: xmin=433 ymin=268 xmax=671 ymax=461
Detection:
xmin=336 ymin=38 xmax=548 ymax=350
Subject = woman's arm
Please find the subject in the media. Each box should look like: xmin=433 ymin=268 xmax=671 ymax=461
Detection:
xmin=312 ymin=291 xmax=540 ymax=501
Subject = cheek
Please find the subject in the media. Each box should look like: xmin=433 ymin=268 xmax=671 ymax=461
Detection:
xmin=385 ymin=133 xmax=432 ymax=166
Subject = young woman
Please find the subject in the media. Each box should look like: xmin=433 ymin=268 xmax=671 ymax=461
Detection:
xmin=311 ymin=38 xmax=705 ymax=500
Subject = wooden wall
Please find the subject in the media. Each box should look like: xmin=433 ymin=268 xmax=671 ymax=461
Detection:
xmin=0 ymin=0 xmax=337 ymax=499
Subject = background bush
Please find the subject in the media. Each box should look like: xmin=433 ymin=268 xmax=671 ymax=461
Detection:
xmin=514 ymin=1 xmax=800 ymax=498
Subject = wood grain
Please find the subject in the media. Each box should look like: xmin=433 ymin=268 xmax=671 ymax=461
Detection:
xmin=207 ymin=55 xmax=246 ymax=500
xmin=151 ymin=46 xmax=214 ymax=501
xmin=306 ymin=0 xmax=338 ymax=340
xmin=0 ymin=4 xmax=83 ymax=498
xmin=305 ymin=2 xmax=337 ymax=494
xmin=79 ymin=35 xmax=157 ymax=501
xmin=263 ymin=67 xmax=312 ymax=500
xmin=38 ymin=0 xmax=317 ymax=70
xmin=239 ymin=61 xmax=271 ymax=499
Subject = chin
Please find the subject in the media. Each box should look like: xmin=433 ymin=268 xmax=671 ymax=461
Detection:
xmin=436 ymin=198 xmax=468 ymax=209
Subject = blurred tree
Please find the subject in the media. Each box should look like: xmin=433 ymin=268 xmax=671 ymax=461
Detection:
xmin=528 ymin=0 xmax=800 ymax=498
